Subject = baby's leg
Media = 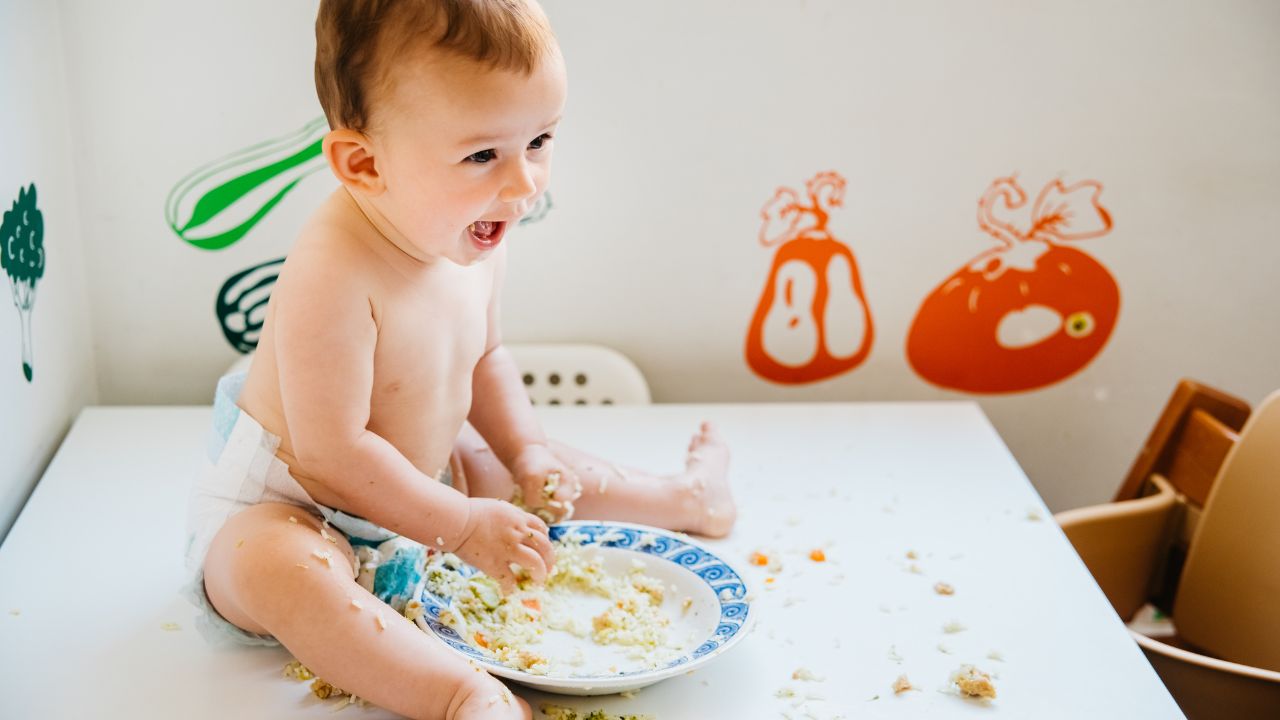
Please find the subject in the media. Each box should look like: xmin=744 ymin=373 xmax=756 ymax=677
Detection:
xmin=456 ymin=422 xmax=736 ymax=537
xmin=202 ymin=502 xmax=530 ymax=720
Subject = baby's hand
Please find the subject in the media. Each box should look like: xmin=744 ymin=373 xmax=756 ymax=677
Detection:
xmin=511 ymin=443 xmax=582 ymax=523
xmin=453 ymin=498 xmax=555 ymax=594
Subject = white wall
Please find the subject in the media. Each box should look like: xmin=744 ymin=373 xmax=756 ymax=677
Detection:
xmin=0 ymin=1 xmax=99 ymax=541
xmin=53 ymin=0 xmax=1280 ymax=512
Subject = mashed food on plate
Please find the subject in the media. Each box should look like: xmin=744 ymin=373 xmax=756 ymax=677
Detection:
xmin=423 ymin=533 xmax=684 ymax=676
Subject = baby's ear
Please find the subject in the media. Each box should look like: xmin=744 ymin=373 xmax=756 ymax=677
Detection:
xmin=323 ymin=129 xmax=384 ymax=194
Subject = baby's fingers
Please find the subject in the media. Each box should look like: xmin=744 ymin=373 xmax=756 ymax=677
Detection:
xmin=524 ymin=523 xmax=556 ymax=571
xmin=511 ymin=544 xmax=549 ymax=586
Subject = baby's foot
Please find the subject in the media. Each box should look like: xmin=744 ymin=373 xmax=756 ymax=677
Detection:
xmin=451 ymin=679 xmax=530 ymax=720
xmin=677 ymin=422 xmax=736 ymax=538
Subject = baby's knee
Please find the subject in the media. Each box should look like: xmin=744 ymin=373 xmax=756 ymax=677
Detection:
xmin=206 ymin=503 xmax=356 ymax=598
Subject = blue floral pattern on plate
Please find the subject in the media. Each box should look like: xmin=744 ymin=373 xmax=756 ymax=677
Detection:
xmin=416 ymin=521 xmax=752 ymax=679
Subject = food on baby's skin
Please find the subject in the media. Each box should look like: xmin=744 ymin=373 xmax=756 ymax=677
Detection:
xmin=951 ymin=665 xmax=997 ymax=699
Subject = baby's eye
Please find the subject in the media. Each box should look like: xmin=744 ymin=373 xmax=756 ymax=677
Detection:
xmin=466 ymin=149 xmax=497 ymax=164
xmin=528 ymin=133 xmax=553 ymax=150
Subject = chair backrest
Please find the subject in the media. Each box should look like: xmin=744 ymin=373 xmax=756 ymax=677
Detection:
xmin=506 ymin=343 xmax=651 ymax=406
xmin=1056 ymin=475 xmax=1178 ymax=620
xmin=1116 ymin=379 xmax=1250 ymax=504
xmin=1174 ymin=389 xmax=1280 ymax=673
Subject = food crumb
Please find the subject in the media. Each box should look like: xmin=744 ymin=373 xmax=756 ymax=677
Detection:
xmin=436 ymin=536 xmax=445 ymax=546
xmin=943 ymin=620 xmax=967 ymax=634
xmin=8 ymin=609 xmax=20 ymax=616
xmin=312 ymin=549 xmax=333 ymax=567
xmin=808 ymin=549 xmax=826 ymax=562
xmin=905 ymin=550 xmax=918 ymax=560
xmin=161 ymin=622 xmax=181 ymax=631
xmin=892 ymin=675 xmax=916 ymax=695
xmin=937 ymin=642 xmax=953 ymax=654
xmin=987 ymin=650 xmax=1004 ymax=662
xmin=235 ymin=539 xmax=244 ymax=549
xmin=934 ymin=582 xmax=955 ymax=595
xmin=289 ymin=516 xmax=298 ymax=524
xmin=350 ymin=598 xmax=363 ymax=610
xmin=791 ymin=667 xmax=825 ymax=682
xmin=295 ymin=563 xmax=310 ymax=570
xmin=776 ymin=687 xmax=797 ymax=698
xmin=951 ymin=665 xmax=997 ymax=699
xmin=375 ymin=614 xmax=387 ymax=631
xmin=283 ymin=659 xmax=315 ymax=681
xmin=908 ymin=563 xmax=923 ymax=574
xmin=1026 ymin=508 xmax=1043 ymax=522
xmin=619 ymin=689 xmax=639 ymax=699
xmin=887 ymin=645 xmax=904 ymax=663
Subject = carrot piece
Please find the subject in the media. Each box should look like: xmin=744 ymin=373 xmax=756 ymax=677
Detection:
xmin=521 ymin=597 xmax=542 ymax=612
xmin=750 ymin=552 xmax=770 ymax=566
xmin=809 ymin=549 xmax=826 ymax=562
xmin=474 ymin=632 xmax=489 ymax=649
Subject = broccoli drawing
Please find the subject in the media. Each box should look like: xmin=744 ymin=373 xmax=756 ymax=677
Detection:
xmin=2 ymin=184 xmax=45 ymax=382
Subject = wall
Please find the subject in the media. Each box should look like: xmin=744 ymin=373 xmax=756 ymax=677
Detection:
xmin=0 ymin=0 xmax=99 ymax=541
xmin=54 ymin=0 xmax=1280 ymax=512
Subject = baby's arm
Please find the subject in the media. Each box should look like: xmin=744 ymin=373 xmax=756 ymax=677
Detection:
xmin=467 ymin=248 xmax=582 ymax=519
xmin=273 ymin=245 xmax=552 ymax=588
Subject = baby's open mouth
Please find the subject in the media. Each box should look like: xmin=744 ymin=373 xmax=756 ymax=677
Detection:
xmin=467 ymin=220 xmax=507 ymax=248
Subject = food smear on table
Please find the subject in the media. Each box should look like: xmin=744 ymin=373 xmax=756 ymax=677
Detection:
xmin=907 ymin=175 xmax=1118 ymax=393
xmin=426 ymin=533 xmax=690 ymax=676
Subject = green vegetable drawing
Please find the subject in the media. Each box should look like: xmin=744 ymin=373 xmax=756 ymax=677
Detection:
xmin=166 ymin=117 xmax=328 ymax=251
xmin=217 ymin=256 xmax=284 ymax=353
xmin=2 ymin=183 xmax=45 ymax=382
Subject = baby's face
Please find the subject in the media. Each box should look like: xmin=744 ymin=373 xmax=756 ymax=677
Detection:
xmin=366 ymin=47 xmax=567 ymax=266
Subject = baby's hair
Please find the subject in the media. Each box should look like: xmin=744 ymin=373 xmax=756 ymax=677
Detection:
xmin=315 ymin=0 xmax=557 ymax=132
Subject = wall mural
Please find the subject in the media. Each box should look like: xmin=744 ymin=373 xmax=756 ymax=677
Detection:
xmin=165 ymin=117 xmax=328 ymax=251
xmin=2 ymin=184 xmax=45 ymax=382
xmin=906 ymin=175 xmax=1117 ymax=393
xmin=745 ymin=171 xmax=874 ymax=384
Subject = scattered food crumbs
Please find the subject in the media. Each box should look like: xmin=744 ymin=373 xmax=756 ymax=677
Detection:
xmin=892 ymin=675 xmax=916 ymax=695
xmin=808 ymin=549 xmax=826 ymax=562
xmin=350 ymin=599 xmax=363 ymax=610
xmin=538 ymin=703 xmax=654 ymax=720
xmin=937 ymin=643 xmax=953 ymax=654
xmin=283 ymin=660 xmax=315 ymax=681
xmin=1026 ymin=508 xmax=1043 ymax=522
xmin=436 ymin=536 xmax=445 ymax=546
xmin=311 ymin=549 xmax=333 ymax=567
xmin=887 ymin=646 xmax=904 ymax=663
xmin=750 ymin=551 xmax=769 ymax=566
xmin=776 ymin=687 xmax=797 ymax=699
xmin=934 ymin=582 xmax=955 ymax=595
xmin=943 ymin=620 xmax=967 ymax=634
xmin=905 ymin=550 xmax=918 ymax=560
xmin=375 ymin=614 xmax=387 ymax=631
xmin=908 ymin=563 xmax=923 ymax=574
xmin=951 ymin=665 xmax=997 ymax=699
xmin=321 ymin=529 xmax=337 ymax=544
xmin=681 ymin=597 xmax=693 ymax=614
xmin=235 ymin=539 xmax=244 ymax=549
xmin=619 ymin=689 xmax=639 ymax=699
xmin=295 ymin=563 xmax=310 ymax=570
xmin=987 ymin=650 xmax=1004 ymax=662
xmin=161 ymin=622 xmax=181 ymax=631
xmin=289 ymin=516 xmax=298 ymax=524
xmin=791 ymin=667 xmax=825 ymax=682
xmin=867 ymin=695 xmax=880 ymax=702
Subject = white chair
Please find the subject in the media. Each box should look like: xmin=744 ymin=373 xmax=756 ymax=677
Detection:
xmin=506 ymin=343 xmax=650 ymax=406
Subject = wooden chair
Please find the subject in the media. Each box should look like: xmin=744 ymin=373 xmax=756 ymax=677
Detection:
xmin=1056 ymin=384 xmax=1280 ymax=718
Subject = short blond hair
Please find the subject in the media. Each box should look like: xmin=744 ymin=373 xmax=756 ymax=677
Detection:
xmin=315 ymin=0 xmax=557 ymax=132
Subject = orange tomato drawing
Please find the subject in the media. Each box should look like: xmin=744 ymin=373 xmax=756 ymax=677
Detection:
xmin=906 ymin=176 xmax=1118 ymax=394
xmin=746 ymin=171 xmax=874 ymax=384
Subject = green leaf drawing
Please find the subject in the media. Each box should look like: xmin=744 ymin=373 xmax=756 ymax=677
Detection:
xmin=2 ymin=183 xmax=45 ymax=382
xmin=166 ymin=117 xmax=328 ymax=251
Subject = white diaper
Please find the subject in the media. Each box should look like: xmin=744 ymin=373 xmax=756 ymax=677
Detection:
xmin=181 ymin=373 xmax=440 ymax=646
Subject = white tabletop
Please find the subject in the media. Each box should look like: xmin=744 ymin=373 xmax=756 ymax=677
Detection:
xmin=0 ymin=404 xmax=1182 ymax=719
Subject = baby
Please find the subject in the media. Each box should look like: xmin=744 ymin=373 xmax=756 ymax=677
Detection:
xmin=182 ymin=1 xmax=736 ymax=719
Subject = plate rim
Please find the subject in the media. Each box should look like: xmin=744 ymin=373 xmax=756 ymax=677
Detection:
xmin=415 ymin=519 xmax=757 ymax=690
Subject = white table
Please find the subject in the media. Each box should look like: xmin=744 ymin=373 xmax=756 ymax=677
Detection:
xmin=0 ymin=404 xmax=1184 ymax=719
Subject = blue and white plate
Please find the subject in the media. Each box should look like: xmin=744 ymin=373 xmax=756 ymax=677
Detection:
xmin=415 ymin=521 xmax=756 ymax=696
